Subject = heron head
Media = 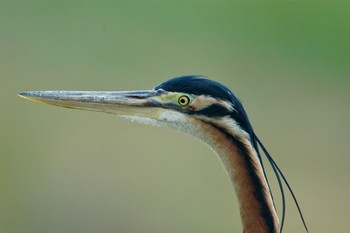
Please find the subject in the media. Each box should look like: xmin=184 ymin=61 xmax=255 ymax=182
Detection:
xmin=19 ymin=75 xmax=251 ymax=139
xmin=19 ymin=75 xmax=310 ymax=233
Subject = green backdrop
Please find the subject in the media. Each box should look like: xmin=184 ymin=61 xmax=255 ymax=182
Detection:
xmin=1 ymin=1 xmax=349 ymax=233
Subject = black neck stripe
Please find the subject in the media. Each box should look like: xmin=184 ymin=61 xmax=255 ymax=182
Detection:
xmin=213 ymin=124 xmax=277 ymax=233
xmin=187 ymin=104 xmax=230 ymax=117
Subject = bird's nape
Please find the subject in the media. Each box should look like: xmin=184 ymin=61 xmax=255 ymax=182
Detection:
xmin=18 ymin=75 xmax=309 ymax=233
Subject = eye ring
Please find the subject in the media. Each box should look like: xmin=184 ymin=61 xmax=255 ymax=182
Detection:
xmin=178 ymin=95 xmax=191 ymax=106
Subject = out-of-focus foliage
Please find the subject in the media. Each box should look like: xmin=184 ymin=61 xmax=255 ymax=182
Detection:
xmin=1 ymin=1 xmax=349 ymax=233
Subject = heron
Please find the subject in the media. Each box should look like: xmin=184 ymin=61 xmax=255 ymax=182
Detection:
xmin=19 ymin=75 xmax=308 ymax=233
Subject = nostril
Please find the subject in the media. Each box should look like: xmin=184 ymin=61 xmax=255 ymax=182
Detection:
xmin=126 ymin=95 xmax=146 ymax=99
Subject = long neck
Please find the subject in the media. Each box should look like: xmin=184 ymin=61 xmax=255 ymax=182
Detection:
xmin=198 ymin=122 xmax=279 ymax=233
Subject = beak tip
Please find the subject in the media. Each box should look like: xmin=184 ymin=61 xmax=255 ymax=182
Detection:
xmin=18 ymin=91 xmax=39 ymax=102
xmin=18 ymin=91 xmax=42 ymax=98
xmin=18 ymin=92 xmax=27 ymax=98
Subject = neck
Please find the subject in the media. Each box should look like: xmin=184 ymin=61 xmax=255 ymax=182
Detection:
xmin=197 ymin=120 xmax=279 ymax=233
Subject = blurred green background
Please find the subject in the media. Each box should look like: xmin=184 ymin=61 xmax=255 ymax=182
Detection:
xmin=1 ymin=1 xmax=349 ymax=233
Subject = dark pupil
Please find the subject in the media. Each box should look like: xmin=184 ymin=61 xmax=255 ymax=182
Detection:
xmin=180 ymin=98 xmax=186 ymax=103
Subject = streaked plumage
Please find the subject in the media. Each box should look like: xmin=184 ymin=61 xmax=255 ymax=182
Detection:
xmin=19 ymin=75 xmax=308 ymax=233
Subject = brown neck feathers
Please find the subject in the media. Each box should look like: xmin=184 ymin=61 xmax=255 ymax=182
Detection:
xmin=198 ymin=121 xmax=279 ymax=233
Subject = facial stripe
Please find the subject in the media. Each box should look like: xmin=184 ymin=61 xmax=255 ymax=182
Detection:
xmin=188 ymin=95 xmax=234 ymax=112
xmin=188 ymin=104 xmax=230 ymax=117
xmin=152 ymin=92 xmax=235 ymax=116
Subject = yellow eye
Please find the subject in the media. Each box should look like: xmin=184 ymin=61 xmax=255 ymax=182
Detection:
xmin=178 ymin=95 xmax=191 ymax=106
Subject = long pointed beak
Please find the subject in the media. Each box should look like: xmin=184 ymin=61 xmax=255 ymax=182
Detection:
xmin=18 ymin=90 xmax=165 ymax=118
